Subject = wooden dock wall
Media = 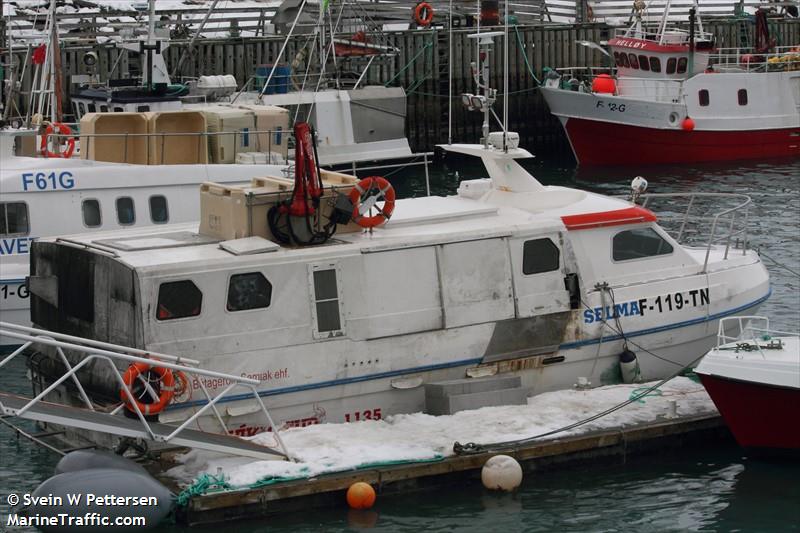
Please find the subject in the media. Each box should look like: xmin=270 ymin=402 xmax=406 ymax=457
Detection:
xmin=5 ymin=20 xmax=799 ymax=154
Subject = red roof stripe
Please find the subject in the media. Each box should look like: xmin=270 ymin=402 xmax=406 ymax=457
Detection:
xmin=561 ymin=206 xmax=657 ymax=231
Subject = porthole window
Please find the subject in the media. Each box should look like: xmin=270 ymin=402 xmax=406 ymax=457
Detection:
xmin=638 ymin=55 xmax=650 ymax=71
xmin=82 ymin=199 xmax=101 ymax=228
xmin=157 ymin=280 xmax=202 ymax=320
xmin=628 ymin=54 xmax=639 ymax=69
xmin=738 ymin=89 xmax=748 ymax=106
xmin=649 ymin=57 xmax=661 ymax=72
xmin=116 ymin=197 xmax=135 ymax=225
xmin=0 ymin=202 xmax=30 ymax=236
xmin=522 ymin=238 xmax=560 ymax=275
xmin=149 ymin=195 xmax=169 ymax=224
xmin=699 ymin=89 xmax=710 ymax=106
xmin=613 ymin=228 xmax=674 ymax=261
xmin=677 ymin=57 xmax=688 ymax=74
xmin=227 ymin=272 xmax=272 ymax=312
xmin=666 ymin=57 xmax=677 ymax=74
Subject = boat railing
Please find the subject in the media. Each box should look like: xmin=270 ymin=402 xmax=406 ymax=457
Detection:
xmin=709 ymin=46 xmax=800 ymax=73
xmin=639 ymin=192 xmax=751 ymax=272
xmin=549 ymin=68 xmax=685 ymax=103
xmin=613 ymin=26 xmax=715 ymax=44
xmin=0 ymin=321 xmax=290 ymax=459
xmin=716 ymin=316 xmax=797 ymax=357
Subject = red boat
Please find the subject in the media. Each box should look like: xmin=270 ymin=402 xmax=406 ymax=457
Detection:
xmin=695 ymin=316 xmax=800 ymax=450
xmin=540 ymin=7 xmax=800 ymax=166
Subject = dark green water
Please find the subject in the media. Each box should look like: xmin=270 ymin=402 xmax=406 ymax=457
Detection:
xmin=1 ymin=157 xmax=799 ymax=532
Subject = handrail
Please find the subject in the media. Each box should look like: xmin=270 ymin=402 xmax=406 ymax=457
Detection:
xmin=639 ymin=192 xmax=751 ymax=273
xmin=716 ymin=316 xmax=798 ymax=359
xmin=0 ymin=323 xmax=290 ymax=460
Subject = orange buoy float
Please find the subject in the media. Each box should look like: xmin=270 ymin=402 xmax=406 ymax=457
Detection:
xmin=40 ymin=122 xmax=76 ymax=158
xmin=348 ymin=176 xmax=396 ymax=229
xmin=413 ymin=2 xmax=434 ymax=27
xmin=346 ymin=482 xmax=376 ymax=509
xmin=120 ymin=362 xmax=176 ymax=416
xmin=591 ymin=74 xmax=616 ymax=94
xmin=681 ymin=117 xmax=695 ymax=132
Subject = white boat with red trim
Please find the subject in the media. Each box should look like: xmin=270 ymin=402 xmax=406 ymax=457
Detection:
xmin=540 ymin=5 xmax=800 ymax=166
xmin=695 ymin=316 xmax=800 ymax=451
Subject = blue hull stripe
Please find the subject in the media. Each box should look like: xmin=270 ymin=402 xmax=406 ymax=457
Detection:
xmin=171 ymin=289 xmax=770 ymax=410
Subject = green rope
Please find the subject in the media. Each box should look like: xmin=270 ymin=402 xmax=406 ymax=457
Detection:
xmin=175 ymin=473 xmax=232 ymax=507
xmin=385 ymin=40 xmax=434 ymax=87
xmin=514 ymin=25 xmax=541 ymax=85
xmin=629 ymin=387 xmax=663 ymax=404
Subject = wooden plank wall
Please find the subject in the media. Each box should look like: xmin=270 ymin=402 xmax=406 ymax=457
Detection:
xmin=5 ymin=19 xmax=799 ymax=155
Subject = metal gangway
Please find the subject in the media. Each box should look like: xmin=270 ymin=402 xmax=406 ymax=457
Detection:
xmin=0 ymin=322 xmax=290 ymax=461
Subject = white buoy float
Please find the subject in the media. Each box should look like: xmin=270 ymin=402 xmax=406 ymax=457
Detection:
xmin=481 ymin=455 xmax=523 ymax=492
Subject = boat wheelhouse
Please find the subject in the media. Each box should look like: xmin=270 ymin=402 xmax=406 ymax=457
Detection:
xmin=540 ymin=7 xmax=800 ymax=166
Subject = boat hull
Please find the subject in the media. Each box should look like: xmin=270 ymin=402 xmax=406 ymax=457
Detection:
xmin=562 ymin=118 xmax=800 ymax=166
xmin=698 ymin=373 xmax=800 ymax=450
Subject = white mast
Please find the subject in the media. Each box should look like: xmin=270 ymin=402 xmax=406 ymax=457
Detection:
xmin=502 ymin=0 xmax=508 ymax=151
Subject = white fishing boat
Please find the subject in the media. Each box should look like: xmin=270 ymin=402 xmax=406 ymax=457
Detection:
xmin=540 ymin=3 xmax=800 ymax=166
xmin=25 ymin=33 xmax=770 ymax=440
xmin=695 ymin=316 xmax=800 ymax=451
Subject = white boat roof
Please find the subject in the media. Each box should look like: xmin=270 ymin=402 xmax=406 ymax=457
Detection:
xmin=40 ymin=183 xmax=635 ymax=274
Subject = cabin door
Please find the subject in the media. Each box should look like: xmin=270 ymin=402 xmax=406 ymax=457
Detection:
xmin=509 ymin=233 xmax=571 ymax=318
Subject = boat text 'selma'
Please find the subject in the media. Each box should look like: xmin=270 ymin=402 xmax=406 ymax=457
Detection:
xmin=25 ymin=133 xmax=769 ymax=436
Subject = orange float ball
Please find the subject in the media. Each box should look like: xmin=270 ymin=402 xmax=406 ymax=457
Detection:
xmin=681 ymin=117 xmax=695 ymax=131
xmin=591 ymin=74 xmax=616 ymax=94
xmin=346 ymin=482 xmax=376 ymax=510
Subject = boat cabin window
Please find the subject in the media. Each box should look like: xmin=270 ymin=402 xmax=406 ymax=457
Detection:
xmin=628 ymin=54 xmax=639 ymax=69
xmin=113 ymin=107 xmax=124 ymax=112
xmin=227 ymin=272 xmax=272 ymax=312
xmin=116 ymin=197 xmax=135 ymax=225
xmin=157 ymin=280 xmax=202 ymax=320
xmin=0 ymin=202 xmax=30 ymax=236
xmin=666 ymin=57 xmax=677 ymax=75
xmin=677 ymin=57 xmax=688 ymax=74
xmin=699 ymin=89 xmax=710 ymax=107
xmin=149 ymin=195 xmax=169 ymax=224
xmin=137 ymin=105 xmax=150 ymax=113
xmin=738 ymin=89 xmax=748 ymax=106
xmin=649 ymin=57 xmax=661 ymax=73
xmin=87 ymin=103 xmax=96 ymax=113
xmin=613 ymin=228 xmax=674 ymax=262
xmin=522 ymin=238 xmax=560 ymax=275
xmin=638 ymin=55 xmax=650 ymax=71
xmin=620 ymin=53 xmax=630 ymax=68
xmin=312 ymin=268 xmax=342 ymax=334
xmin=82 ymin=199 xmax=102 ymax=228
xmin=99 ymin=105 xmax=109 ymax=112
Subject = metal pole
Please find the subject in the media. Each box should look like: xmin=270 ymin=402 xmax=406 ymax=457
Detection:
xmin=258 ymin=0 xmax=309 ymax=100
xmin=448 ymin=0 xmax=453 ymax=144
xmin=503 ymin=0 xmax=509 ymax=151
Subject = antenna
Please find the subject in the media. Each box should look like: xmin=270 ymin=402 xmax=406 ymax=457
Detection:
xmin=502 ymin=0 xmax=509 ymax=152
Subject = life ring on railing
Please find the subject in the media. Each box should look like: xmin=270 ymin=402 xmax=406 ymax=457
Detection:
xmin=120 ymin=362 xmax=175 ymax=415
xmin=414 ymin=2 xmax=435 ymax=27
xmin=348 ymin=176 xmax=396 ymax=229
xmin=40 ymin=122 xmax=76 ymax=159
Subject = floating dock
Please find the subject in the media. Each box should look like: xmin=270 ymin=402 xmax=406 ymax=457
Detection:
xmin=166 ymin=413 xmax=728 ymax=526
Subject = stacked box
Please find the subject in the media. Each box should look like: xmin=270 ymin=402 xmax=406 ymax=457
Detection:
xmin=79 ymin=112 xmax=148 ymax=164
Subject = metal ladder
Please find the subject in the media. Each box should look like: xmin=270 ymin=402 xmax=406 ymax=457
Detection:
xmin=0 ymin=322 xmax=290 ymax=461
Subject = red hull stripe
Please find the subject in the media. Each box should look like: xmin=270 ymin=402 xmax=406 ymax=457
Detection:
xmin=608 ymin=37 xmax=690 ymax=54
xmin=699 ymin=374 xmax=800 ymax=450
xmin=561 ymin=206 xmax=657 ymax=230
xmin=564 ymin=118 xmax=800 ymax=166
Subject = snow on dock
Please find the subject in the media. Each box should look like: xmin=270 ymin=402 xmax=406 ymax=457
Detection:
xmin=167 ymin=377 xmax=716 ymax=488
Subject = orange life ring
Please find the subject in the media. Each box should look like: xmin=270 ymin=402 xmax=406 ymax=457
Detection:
xmin=348 ymin=176 xmax=396 ymax=229
xmin=414 ymin=2 xmax=434 ymax=27
xmin=40 ymin=122 xmax=76 ymax=158
xmin=120 ymin=362 xmax=175 ymax=416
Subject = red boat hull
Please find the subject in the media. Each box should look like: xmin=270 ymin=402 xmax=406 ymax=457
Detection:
xmin=564 ymin=118 xmax=800 ymax=166
xmin=698 ymin=374 xmax=800 ymax=450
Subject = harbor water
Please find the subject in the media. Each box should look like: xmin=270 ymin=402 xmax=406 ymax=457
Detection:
xmin=1 ymin=157 xmax=799 ymax=532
